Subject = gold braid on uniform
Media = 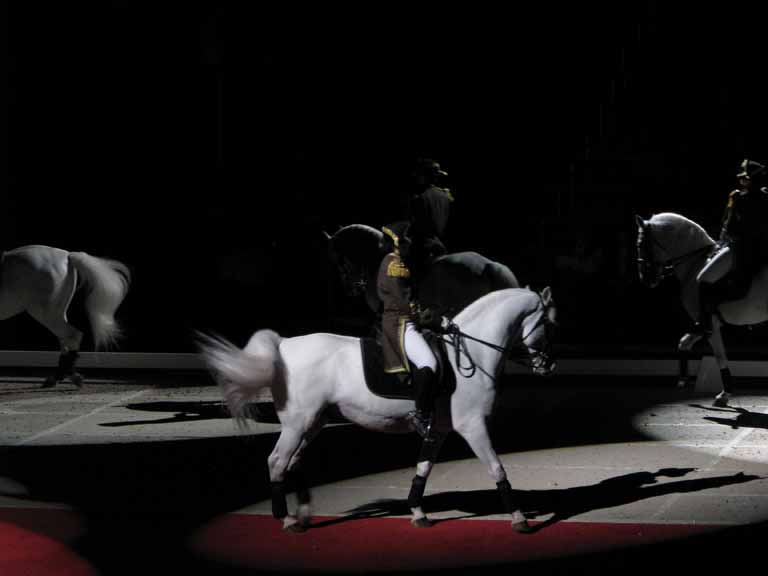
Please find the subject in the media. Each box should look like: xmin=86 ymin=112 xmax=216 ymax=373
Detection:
xmin=387 ymin=255 xmax=410 ymax=278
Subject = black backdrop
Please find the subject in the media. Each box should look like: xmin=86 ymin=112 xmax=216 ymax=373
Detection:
xmin=5 ymin=1 xmax=768 ymax=354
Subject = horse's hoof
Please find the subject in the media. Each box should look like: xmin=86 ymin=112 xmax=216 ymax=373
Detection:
xmin=70 ymin=373 xmax=84 ymax=388
xmin=411 ymin=516 xmax=434 ymax=528
xmin=512 ymin=520 xmax=533 ymax=533
xmin=678 ymin=332 xmax=703 ymax=351
xmin=676 ymin=378 xmax=693 ymax=389
xmin=297 ymin=504 xmax=312 ymax=529
xmin=713 ymin=392 xmax=730 ymax=408
xmin=42 ymin=377 xmax=57 ymax=389
xmin=282 ymin=516 xmax=307 ymax=533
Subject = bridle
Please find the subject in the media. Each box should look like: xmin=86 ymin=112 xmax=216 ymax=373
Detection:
xmin=336 ymin=256 xmax=369 ymax=296
xmin=636 ymin=222 xmax=713 ymax=286
xmin=443 ymin=294 xmax=556 ymax=378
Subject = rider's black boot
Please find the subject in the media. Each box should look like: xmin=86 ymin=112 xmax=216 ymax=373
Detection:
xmin=408 ymin=367 xmax=436 ymax=439
xmin=693 ymin=282 xmax=716 ymax=336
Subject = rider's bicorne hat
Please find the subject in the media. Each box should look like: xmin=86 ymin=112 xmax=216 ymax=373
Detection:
xmin=413 ymin=158 xmax=448 ymax=179
xmin=736 ymin=158 xmax=766 ymax=179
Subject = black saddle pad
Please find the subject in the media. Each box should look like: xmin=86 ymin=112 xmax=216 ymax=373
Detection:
xmin=360 ymin=338 xmax=414 ymax=400
xmin=360 ymin=332 xmax=456 ymax=401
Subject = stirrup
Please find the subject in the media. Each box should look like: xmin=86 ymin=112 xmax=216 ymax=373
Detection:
xmin=407 ymin=411 xmax=433 ymax=439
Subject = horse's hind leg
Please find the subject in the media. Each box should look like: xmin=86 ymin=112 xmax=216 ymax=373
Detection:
xmin=269 ymin=414 xmax=325 ymax=533
xmin=709 ymin=318 xmax=732 ymax=407
xmin=457 ymin=420 xmax=531 ymax=533
xmin=28 ymin=315 xmax=83 ymax=388
xmin=28 ymin=270 xmax=83 ymax=388
xmin=285 ymin=414 xmax=328 ymax=529
xmin=408 ymin=432 xmax=447 ymax=528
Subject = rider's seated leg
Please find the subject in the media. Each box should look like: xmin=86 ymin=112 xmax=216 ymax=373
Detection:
xmin=404 ymin=323 xmax=438 ymax=439
xmin=690 ymin=245 xmax=733 ymax=337
xmin=693 ymin=281 xmax=717 ymax=336
xmin=410 ymin=366 xmax=437 ymax=438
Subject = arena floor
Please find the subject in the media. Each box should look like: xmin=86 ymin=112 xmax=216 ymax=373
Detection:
xmin=0 ymin=369 xmax=766 ymax=575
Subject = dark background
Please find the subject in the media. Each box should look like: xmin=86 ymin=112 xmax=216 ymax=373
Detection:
xmin=4 ymin=1 xmax=768 ymax=355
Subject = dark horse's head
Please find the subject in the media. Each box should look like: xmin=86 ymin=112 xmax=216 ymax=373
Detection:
xmin=324 ymin=224 xmax=384 ymax=296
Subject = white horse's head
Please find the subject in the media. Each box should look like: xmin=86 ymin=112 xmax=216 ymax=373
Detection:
xmin=635 ymin=213 xmax=715 ymax=288
xmin=454 ymin=287 xmax=558 ymax=377
xmin=520 ymin=286 xmax=558 ymax=376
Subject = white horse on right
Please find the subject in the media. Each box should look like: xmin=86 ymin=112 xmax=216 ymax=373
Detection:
xmin=635 ymin=213 xmax=768 ymax=406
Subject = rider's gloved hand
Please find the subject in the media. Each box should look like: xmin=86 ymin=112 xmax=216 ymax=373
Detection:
xmin=412 ymin=306 xmax=440 ymax=331
xmin=442 ymin=317 xmax=459 ymax=334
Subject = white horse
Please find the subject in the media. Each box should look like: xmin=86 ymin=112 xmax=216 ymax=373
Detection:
xmin=0 ymin=245 xmax=131 ymax=387
xmin=198 ymin=286 xmax=556 ymax=533
xmin=325 ymin=223 xmax=520 ymax=318
xmin=635 ymin=213 xmax=768 ymax=406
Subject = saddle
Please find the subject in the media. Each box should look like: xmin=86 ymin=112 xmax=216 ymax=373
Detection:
xmin=360 ymin=331 xmax=454 ymax=400
xmin=713 ymin=262 xmax=765 ymax=306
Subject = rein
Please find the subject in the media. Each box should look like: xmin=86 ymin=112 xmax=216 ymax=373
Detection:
xmin=638 ymin=225 xmax=714 ymax=281
xmin=442 ymin=301 xmax=552 ymax=378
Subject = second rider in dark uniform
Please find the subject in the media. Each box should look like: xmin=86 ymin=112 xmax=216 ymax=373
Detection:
xmin=407 ymin=158 xmax=454 ymax=285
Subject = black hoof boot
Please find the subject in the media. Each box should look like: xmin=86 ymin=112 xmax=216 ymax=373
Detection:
xmin=42 ymin=376 xmax=58 ymax=389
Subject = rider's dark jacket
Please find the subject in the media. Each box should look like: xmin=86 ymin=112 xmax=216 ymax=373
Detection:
xmin=377 ymin=251 xmax=414 ymax=374
xmin=719 ymin=186 xmax=768 ymax=286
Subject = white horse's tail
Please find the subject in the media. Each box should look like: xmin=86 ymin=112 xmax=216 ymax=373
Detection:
xmin=196 ymin=330 xmax=284 ymax=427
xmin=68 ymin=252 xmax=132 ymax=350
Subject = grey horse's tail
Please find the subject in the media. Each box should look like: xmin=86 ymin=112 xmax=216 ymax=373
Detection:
xmin=68 ymin=252 xmax=131 ymax=350
xmin=196 ymin=329 xmax=284 ymax=428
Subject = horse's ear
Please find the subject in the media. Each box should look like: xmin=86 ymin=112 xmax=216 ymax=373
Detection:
xmin=322 ymin=230 xmax=332 ymax=242
xmin=635 ymin=215 xmax=646 ymax=228
xmin=540 ymin=286 xmax=553 ymax=305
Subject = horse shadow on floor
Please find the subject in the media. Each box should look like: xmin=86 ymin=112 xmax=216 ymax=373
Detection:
xmin=98 ymin=401 xmax=351 ymax=427
xmin=689 ymin=404 xmax=768 ymax=431
xmin=310 ymin=467 xmax=763 ymax=533
xmin=98 ymin=401 xmax=232 ymax=427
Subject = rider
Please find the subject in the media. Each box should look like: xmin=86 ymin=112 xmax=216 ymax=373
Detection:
xmin=377 ymin=220 xmax=439 ymax=438
xmin=694 ymin=158 xmax=768 ymax=335
xmin=407 ymin=158 xmax=455 ymax=284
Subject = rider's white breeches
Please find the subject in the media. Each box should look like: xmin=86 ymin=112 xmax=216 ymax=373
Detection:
xmin=697 ymin=245 xmax=732 ymax=284
xmin=404 ymin=322 xmax=438 ymax=371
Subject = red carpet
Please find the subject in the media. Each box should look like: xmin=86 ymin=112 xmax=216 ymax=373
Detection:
xmin=189 ymin=514 xmax=722 ymax=573
xmin=0 ymin=508 xmax=95 ymax=576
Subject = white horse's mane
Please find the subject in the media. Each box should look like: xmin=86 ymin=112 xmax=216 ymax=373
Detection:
xmin=648 ymin=212 xmax=715 ymax=250
xmin=453 ymin=287 xmax=538 ymax=327
xmin=339 ymin=223 xmax=382 ymax=236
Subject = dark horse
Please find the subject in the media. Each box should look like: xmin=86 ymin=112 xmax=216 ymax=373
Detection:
xmin=325 ymin=224 xmax=520 ymax=319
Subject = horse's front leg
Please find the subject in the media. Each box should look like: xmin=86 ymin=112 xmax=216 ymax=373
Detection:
xmin=677 ymin=325 xmax=702 ymax=388
xmin=458 ymin=420 xmax=531 ymax=533
xmin=708 ymin=318 xmax=732 ymax=407
xmin=408 ymin=433 xmax=446 ymax=528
